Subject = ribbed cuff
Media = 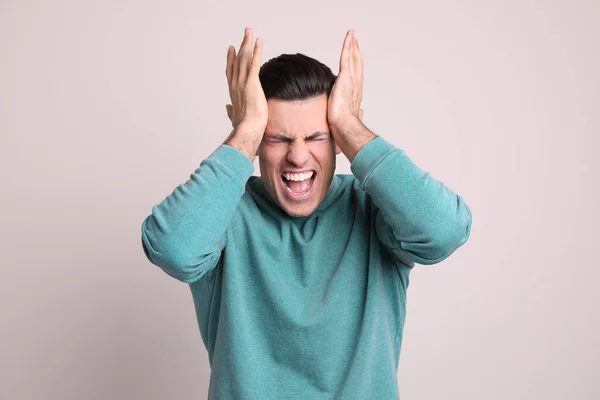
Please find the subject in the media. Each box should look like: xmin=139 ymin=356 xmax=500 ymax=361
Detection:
xmin=207 ymin=144 xmax=255 ymax=181
xmin=350 ymin=137 xmax=400 ymax=188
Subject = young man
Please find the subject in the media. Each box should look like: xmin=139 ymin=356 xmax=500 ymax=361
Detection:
xmin=141 ymin=27 xmax=472 ymax=400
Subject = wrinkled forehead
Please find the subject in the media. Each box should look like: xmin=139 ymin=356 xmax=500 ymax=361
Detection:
xmin=265 ymin=95 xmax=330 ymax=137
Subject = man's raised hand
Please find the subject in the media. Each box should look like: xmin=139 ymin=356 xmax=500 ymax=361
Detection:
xmin=327 ymin=30 xmax=375 ymax=163
xmin=225 ymin=27 xmax=268 ymax=138
xmin=327 ymin=29 xmax=365 ymax=137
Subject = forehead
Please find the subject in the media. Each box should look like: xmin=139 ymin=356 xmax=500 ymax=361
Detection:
xmin=265 ymin=95 xmax=329 ymax=137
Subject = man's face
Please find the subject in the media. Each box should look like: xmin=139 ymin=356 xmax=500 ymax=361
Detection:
xmin=257 ymin=94 xmax=341 ymax=217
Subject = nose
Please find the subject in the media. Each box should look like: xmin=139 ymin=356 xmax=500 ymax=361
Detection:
xmin=286 ymin=140 xmax=310 ymax=167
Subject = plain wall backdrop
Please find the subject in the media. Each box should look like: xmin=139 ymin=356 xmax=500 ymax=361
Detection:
xmin=1 ymin=0 xmax=598 ymax=399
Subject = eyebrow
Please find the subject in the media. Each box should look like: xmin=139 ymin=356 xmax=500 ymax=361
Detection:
xmin=266 ymin=131 xmax=330 ymax=140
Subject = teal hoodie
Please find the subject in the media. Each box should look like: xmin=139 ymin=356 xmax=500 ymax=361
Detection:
xmin=141 ymin=137 xmax=472 ymax=399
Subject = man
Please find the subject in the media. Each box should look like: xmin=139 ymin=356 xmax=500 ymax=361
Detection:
xmin=141 ymin=27 xmax=472 ymax=400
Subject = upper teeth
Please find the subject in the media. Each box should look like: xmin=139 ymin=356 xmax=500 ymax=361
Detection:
xmin=283 ymin=171 xmax=314 ymax=181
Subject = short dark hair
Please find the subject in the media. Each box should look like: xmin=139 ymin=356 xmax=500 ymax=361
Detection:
xmin=259 ymin=53 xmax=336 ymax=101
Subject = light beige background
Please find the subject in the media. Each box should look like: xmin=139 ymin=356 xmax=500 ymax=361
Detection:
xmin=1 ymin=0 xmax=598 ymax=399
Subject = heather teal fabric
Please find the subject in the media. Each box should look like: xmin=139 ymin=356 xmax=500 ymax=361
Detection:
xmin=141 ymin=137 xmax=472 ymax=400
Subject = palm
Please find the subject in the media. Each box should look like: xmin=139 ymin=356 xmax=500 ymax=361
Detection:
xmin=328 ymin=71 xmax=357 ymax=124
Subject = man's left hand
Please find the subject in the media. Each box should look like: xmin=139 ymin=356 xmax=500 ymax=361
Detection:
xmin=328 ymin=30 xmax=376 ymax=162
xmin=328 ymin=29 xmax=364 ymax=135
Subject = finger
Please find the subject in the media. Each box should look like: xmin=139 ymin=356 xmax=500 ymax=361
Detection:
xmin=352 ymin=36 xmax=363 ymax=77
xmin=226 ymin=46 xmax=235 ymax=85
xmin=349 ymin=33 xmax=355 ymax=76
xmin=226 ymin=104 xmax=233 ymax=122
xmin=232 ymin=42 xmax=240 ymax=89
xmin=238 ymin=27 xmax=253 ymax=86
xmin=249 ymin=37 xmax=263 ymax=76
xmin=339 ymin=29 xmax=353 ymax=72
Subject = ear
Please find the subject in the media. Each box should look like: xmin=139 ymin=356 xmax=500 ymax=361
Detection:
xmin=335 ymin=143 xmax=342 ymax=155
xmin=226 ymin=104 xmax=233 ymax=123
xmin=359 ymin=108 xmax=364 ymax=122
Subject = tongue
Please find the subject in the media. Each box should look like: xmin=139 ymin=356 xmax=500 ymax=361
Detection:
xmin=287 ymin=178 xmax=311 ymax=194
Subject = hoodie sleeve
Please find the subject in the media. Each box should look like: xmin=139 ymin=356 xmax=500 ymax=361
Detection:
xmin=141 ymin=144 xmax=255 ymax=283
xmin=350 ymin=137 xmax=472 ymax=265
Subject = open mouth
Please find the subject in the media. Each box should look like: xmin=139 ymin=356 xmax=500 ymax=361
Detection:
xmin=281 ymin=170 xmax=316 ymax=199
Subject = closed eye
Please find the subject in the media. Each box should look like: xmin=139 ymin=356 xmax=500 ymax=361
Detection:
xmin=267 ymin=135 xmax=293 ymax=143
xmin=306 ymin=132 xmax=330 ymax=141
xmin=265 ymin=132 xmax=330 ymax=143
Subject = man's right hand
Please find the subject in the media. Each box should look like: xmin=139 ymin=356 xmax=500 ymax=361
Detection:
xmin=224 ymin=28 xmax=268 ymax=158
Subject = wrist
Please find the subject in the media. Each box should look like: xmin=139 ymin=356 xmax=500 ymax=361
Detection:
xmin=235 ymin=121 xmax=266 ymax=138
xmin=330 ymin=119 xmax=377 ymax=163
xmin=329 ymin=114 xmax=361 ymax=133
xmin=224 ymin=125 xmax=264 ymax=162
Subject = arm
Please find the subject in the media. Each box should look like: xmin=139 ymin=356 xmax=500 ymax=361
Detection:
xmin=350 ymin=135 xmax=472 ymax=265
xmin=141 ymin=27 xmax=268 ymax=282
xmin=141 ymin=144 xmax=254 ymax=283
xmin=328 ymin=30 xmax=471 ymax=265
